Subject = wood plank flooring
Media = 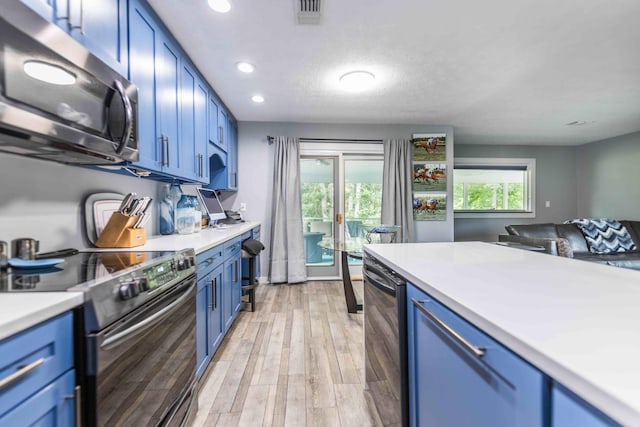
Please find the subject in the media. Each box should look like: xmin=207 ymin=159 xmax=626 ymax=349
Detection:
xmin=192 ymin=280 xmax=383 ymax=427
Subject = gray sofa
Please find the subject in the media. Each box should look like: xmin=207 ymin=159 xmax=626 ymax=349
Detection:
xmin=498 ymin=220 xmax=640 ymax=270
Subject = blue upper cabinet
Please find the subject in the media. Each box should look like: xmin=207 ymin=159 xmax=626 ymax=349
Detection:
xmin=208 ymin=94 xmax=224 ymax=151
xmin=179 ymin=61 xmax=209 ymax=184
xmin=156 ymin=36 xmax=182 ymax=177
xmin=207 ymin=112 xmax=238 ymax=191
xmin=128 ymin=1 xmax=161 ymax=172
xmin=20 ymin=0 xmax=128 ymax=76
xmin=128 ymin=0 xmax=183 ymax=180
xmin=195 ymin=78 xmax=210 ymax=183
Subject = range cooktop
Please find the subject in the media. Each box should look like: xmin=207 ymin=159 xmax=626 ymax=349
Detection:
xmin=0 ymin=250 xmax=180 ymax=292
xmin=1 ymin=249 xmax=197 ymax=331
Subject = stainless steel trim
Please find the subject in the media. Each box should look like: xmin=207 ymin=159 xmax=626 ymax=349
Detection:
xmin=411 ymin=298 xmax=485 ymax=358
xmin=113 ymin=80 xmax=133 ymax=155
xmin=0 ymin=357 xmax=45 ymax=389
xmin=101 ymin=282 xmax=196 ymax=350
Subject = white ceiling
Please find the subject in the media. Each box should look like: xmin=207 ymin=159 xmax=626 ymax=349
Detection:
xmin=147 ymin=0 xmax=640 ymax=145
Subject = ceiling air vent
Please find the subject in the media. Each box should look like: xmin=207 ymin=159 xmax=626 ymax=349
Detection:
xmin=297 ymin=0 xmax=322 ymax=24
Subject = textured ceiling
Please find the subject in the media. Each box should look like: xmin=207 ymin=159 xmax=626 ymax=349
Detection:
xmin=147 ymin=0 xmax=640 ymax=145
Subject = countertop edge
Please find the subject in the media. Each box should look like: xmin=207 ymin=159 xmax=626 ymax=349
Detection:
xmin=0 ymin=292 xmax=84 ymax=341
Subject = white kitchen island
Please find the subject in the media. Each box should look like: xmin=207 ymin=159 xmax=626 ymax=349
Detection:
xmin=364 ymin=241 xmax=640 ymax=427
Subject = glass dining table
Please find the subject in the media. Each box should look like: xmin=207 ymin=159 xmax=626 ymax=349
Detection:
xmin=317 ymin=225 xmax=400 ymax=313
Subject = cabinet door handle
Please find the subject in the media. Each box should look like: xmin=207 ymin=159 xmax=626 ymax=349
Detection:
xmin=0 ymin=357 xmax=45 ymax=390
xmin=65 ymin=385 xmax=82 ymax=427
xmin=67 ymin=0 xmax=85 ymax=34
xmin=211 ymin=277 xmax=217 ymax=309
xmin=234 ymin=260 xmax=238 ymax=283
xmin=218 ymin=125 xmax=224 ymax=144
xmin=411 ymin=298 xmax=485 ymax=358
xmin=166 ymin=136 xmax=170 ymax=166
xmin=160 ymin=135 xmax=167 ymax=166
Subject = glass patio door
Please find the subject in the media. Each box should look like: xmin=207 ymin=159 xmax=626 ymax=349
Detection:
xmin=300 ymin=153 xmax=383 ymax=279
xmin=300 ymin=156 xmax=339 ymax=278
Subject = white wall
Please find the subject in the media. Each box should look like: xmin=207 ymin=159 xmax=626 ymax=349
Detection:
xmin=0 ymin=153 xmax=164 ymax=252
xmin=576 ymin=132 xmax=640 ymax=220
xmin=232 ymin=121 xmax=455 ymax=277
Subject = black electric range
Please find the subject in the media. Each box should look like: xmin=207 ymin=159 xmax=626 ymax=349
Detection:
xmin=0 ymin=249 xmax=196 ymax=331
xmin=0 ymin=249 xmax=199 ymax=426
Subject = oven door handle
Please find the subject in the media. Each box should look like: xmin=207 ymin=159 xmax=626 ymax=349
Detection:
xmin=101 ymin=280 xmax=196 ymax=350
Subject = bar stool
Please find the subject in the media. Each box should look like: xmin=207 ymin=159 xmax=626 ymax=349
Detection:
xmin=241 ymin=238 xmax=264 ymax=312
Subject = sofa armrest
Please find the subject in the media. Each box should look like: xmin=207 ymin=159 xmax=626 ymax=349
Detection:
xmin=498 ymin=235 xmax=574 ymax=258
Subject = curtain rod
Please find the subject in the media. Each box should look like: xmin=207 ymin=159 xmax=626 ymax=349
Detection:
xmin=266 ymin=136 xmax=383 ymax=144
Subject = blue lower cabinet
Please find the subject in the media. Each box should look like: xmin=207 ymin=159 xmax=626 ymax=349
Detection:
xmin=407 ymin=283 xmax=545 ymax=427
xmin=552 ymin=384 xmax=620 ymax=427
xmin=0 ymin=369 xmax=75 ymax=427
xmin=196 ymin=250 xmax=224 ymax=379
xmin=0 ymin=312 xmax=76 ymax=427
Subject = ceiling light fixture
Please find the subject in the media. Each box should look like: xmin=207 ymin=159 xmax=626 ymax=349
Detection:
xmin=208 ymin=0 xmax=231 ymax=13
xmin=339 ymin=70 xmax=375 ymax=92
xmin=251 ymin=95 xmax=264 ymax=103
xmin=23 ymin=61 xmax=76 ymax=85
xmin=236 ymin=62 xmax=255 ymax=73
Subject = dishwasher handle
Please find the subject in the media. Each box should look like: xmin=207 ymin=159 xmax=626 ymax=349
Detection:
xmin=363 ymin=265 xmax=398 ymax=296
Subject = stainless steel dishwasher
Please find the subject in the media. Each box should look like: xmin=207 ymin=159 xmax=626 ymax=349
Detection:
xmin=363 ymin=253 xmax=408 ymax=427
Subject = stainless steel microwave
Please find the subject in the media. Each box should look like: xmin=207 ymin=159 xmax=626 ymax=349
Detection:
xmin=0 ymin=3 xmax=138 ymax=164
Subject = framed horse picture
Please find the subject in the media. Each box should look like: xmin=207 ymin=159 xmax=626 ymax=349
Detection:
xmin=413 ymin=193 xmax=447 ymax=221
xmin=413 ymin=163 xmax=446 ymax=192
xmin=412 ymin=133 xmax=446 ymax=161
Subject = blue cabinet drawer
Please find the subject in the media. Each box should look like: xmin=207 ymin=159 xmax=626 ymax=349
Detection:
xmin=197 ymin=245 xmax=224 ymax=277
xmin=224 ymin=237 xmax=242 ymax=258
xmin=0 ymin=312 xmax=74 ymax=418
xmin=0 ymin=368 xmax=76 ymax=427
xmin=407 ymin=284 xmax=544 ymax=427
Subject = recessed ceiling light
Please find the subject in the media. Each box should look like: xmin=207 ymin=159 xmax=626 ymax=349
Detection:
xmin=236 ymin=62 xmax=255 ymax=73
xmin=208 ymin=0 xmax=230 ymax=13
xmin=565 ymin=120 xmax=589 ymax=126
xmin=339 ymin=70 xmax=376 ymax=92
xmin=251 ymin=95 xmax=264 ymax=103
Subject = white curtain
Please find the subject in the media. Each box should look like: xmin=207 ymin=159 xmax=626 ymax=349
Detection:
xmin=381 ymin=138 xmax=415 ymax=243
xmin=268 ymin=137 xmax=307 ymax=284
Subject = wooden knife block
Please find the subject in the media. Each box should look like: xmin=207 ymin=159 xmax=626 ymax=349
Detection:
xmin=95 ymin=212 xmax=147 ymax=248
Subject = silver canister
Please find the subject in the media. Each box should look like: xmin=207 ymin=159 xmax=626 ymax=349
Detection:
xmin=11 ymin=238 xmax=40 ymax=260
xmin=0 ymin=241 xmax=7 ymax=269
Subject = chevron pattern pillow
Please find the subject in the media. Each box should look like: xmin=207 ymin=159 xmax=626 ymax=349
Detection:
xmin=565 ymin=219 xmax=637 ymax=254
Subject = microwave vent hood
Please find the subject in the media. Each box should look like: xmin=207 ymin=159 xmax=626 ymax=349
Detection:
xmin=0 ymin=3 xmax=139 ymax=165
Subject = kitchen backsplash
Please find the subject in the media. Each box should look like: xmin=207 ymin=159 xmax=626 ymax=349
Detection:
xmin=0 ymin=152 xmax=163 ymax=252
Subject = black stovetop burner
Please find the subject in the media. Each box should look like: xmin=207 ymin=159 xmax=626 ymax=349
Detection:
xmin=0 ymin=250 xmax=176 ymax=292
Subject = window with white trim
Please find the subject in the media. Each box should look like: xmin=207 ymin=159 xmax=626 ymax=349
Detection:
xmin=453 ymin=158 xmax=536 ymax=218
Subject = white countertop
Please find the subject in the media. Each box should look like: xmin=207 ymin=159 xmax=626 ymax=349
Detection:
xmin=95 ymin=221 xmax=260 ymax=254
xmin=0 ymin=292 xmax=84 ymax=341
xmin=0 ymin=221 xmax=260 ymax=343
xmin=364 ymin=241 xmax=640 ymax=426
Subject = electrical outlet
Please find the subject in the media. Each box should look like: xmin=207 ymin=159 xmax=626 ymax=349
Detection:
xmin=545 ymin=201 xmax=551 ymax=208
xmin=239 ymin=202 xmax=247 ymax=212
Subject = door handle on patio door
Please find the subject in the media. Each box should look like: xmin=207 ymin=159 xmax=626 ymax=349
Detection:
xmin=336 ymin=213 xmax=343 ymax=224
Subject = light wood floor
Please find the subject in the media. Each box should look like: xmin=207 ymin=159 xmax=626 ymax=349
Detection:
xmin=191 ymin=280 xmax=383 ymax=427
